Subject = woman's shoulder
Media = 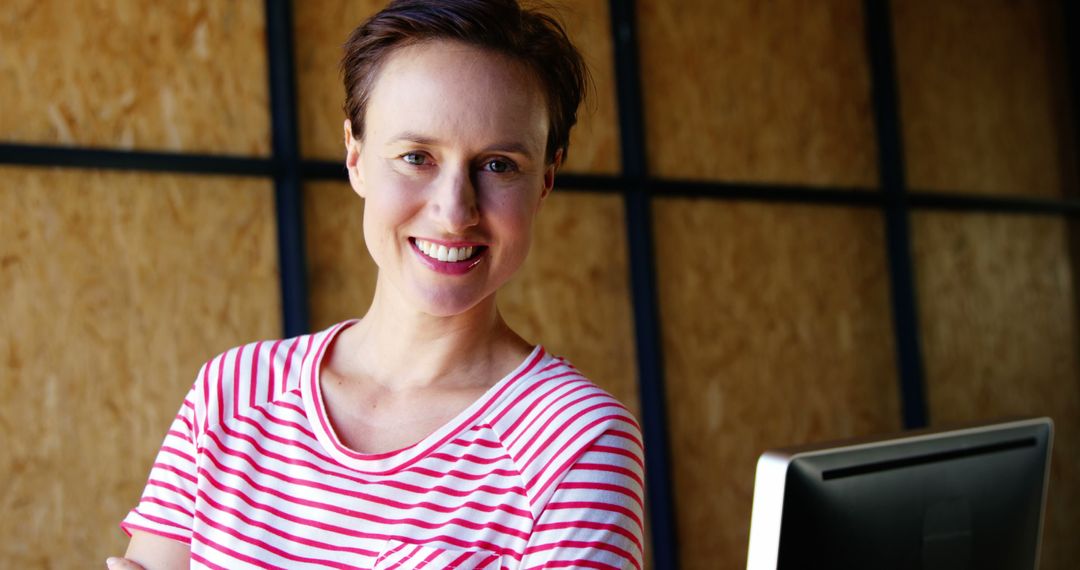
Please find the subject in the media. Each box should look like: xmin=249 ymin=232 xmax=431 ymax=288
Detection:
xmin=493 ymin=351 xmax=639 ymax=427
xmin=487 ymin=350 xmax=641 ymax=457
xmin=484 ymin=350 xmax=643 ymax=508
xmin=186 ymin=321 xmax=352 ymax=424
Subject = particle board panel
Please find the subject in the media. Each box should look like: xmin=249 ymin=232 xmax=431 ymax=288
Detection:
xmin=293 ymin=0 xmax=384 ymax=162
xmin=293 ymin=0 xmax=620 ymax=174
xmin=551 ymin=1 xmax=621 ymax=174
xmin=0 ymin=167 xmax=281 ymax=566
xmin=653 ymin=199 xmax=900 ymax=569
xmin=913 ymin=212 xmax=1080 ymax=570
xmin=0 ymin=1 xmax=270 ymax=155
xmin=499 ymin=191 xmax=638 ymax=416
xmin=637 ymin=0 xmax=879 ymax=187
xmin=893 ymin=0 xmax=1071 ymax=197
xmin=304 ymin=180 xmax=379 ymax=330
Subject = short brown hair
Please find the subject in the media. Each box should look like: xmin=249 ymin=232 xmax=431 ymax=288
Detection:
xmin=341 ymin=0 xmax=587 ymax=164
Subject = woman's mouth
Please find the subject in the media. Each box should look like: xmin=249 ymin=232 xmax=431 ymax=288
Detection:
xmin=413 ymin=238 xmax=485 ymax=263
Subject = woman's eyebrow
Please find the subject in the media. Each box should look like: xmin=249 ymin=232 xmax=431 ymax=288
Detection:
xmin=387 ymin=131 xmax=440 ymax=146
xmin=481 ymin=142 xmax=534 ymax=157
xmin=388 ymin=132 xmax=536 ymax=157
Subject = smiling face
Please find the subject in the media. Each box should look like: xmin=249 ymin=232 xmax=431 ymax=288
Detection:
xmin=345 ymin=40 xmax=558 ymax=318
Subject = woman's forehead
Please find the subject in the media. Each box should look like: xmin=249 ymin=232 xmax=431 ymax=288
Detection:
xmin=364 ymin=40 xmax=549 ymax=154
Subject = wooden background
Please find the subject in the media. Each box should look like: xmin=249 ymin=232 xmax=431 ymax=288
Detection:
xmin=1 ymin=0 xmax=1078 ymax=568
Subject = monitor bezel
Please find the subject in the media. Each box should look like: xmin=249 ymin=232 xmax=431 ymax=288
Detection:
xmin=746 ymin=416 xmax=1054 ymax=570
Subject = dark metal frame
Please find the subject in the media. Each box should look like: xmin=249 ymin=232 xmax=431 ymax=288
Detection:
xmin=266 ymin=0 xmax=310 ymax=338
xmin=1 ymin=0 xmax=1077 ymax=567
xmin=864 ymin=0 xmax=928 ymax=431
xmin=0 ymin=143 xmax=273 ymax=176
xmin=608 ymin=3 xmax=679 ymax=569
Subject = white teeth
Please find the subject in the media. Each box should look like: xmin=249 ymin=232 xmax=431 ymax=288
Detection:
xmin=415 ymin=239 xmax=477 ymax=263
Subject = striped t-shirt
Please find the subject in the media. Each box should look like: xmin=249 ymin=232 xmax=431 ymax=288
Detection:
xmin=122 ymin=320 xmax=645 ymax=569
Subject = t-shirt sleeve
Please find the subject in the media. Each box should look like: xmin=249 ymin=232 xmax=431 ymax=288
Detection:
xmin=119 ymin=367 xmax=205 ymax=544
xmin=517 ymin=428 xmax=646 ymax=570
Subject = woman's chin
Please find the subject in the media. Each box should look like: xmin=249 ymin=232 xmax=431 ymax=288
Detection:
xmin=408 ymin=288 xmax=496 ymax=319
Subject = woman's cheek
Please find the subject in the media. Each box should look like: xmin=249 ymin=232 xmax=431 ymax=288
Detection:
xmin=483 ymin=185 xmax=541 ymax=220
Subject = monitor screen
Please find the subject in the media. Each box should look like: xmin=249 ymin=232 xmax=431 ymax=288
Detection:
xmin=746 ymin=417 xmax=1053 ymax=570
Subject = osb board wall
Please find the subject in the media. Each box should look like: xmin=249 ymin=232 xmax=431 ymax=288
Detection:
xmin=653 ymin=199 xmax=901 ymax=569
xmin=304 ymin=180 xmax=379 ymax=330
xmin=912 ymin=212 xmax=1080 ymax=570
xmin=499 ymin=191 xmax=638 ymax=415
xmin=304 ymin=181 xmax=638 ymax=415
xmin=293 ymin=0 xmax=620 ymax=174
xmin=0 ymin=1 xmax=270 ymax=155
xmin=549 ymin=0 xmax=621 ymax=174
xmin=892 ymin=0 xmax=1070 ymax=197
xmin=0 ymin=167 xmax=281 ymax=566
xmin=637 ymin=0 xmax=878 ymax=187
xmin=293 ymin=0 xmax=384 ymax=161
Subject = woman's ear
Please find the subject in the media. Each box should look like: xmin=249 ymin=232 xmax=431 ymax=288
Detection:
xmin=540 ymin=148 xmax=563 ymax=203
xmin=344 ymin=120 xmax=366 ymax=198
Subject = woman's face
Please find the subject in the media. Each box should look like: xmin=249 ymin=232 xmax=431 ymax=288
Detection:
xmin=345 ymin=40 xmax=557 ymax=318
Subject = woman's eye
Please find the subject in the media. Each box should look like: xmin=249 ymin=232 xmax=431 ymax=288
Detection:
xmin=402 ymin=153 xmax=427 ymax=166
xmin=484 ymin=159 xmax=515 ymax=173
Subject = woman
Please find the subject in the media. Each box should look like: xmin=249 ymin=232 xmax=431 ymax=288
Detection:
xmin=109 ymin=1 xmax=644 ymax=568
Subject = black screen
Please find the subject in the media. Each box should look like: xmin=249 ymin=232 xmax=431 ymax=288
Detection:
xmin=775 ymin=424 xmax=1050 ymax=570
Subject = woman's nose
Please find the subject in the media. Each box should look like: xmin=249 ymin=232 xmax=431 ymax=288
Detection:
xmin=431 ymin=167 xmax=480 ymax=232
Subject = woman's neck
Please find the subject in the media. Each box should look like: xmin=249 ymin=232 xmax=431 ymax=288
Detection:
xmin=332 ymin=281 xmax=530 ymax=392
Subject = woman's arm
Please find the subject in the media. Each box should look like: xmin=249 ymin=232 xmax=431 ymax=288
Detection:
xmin=116 ymin=370 xmax=204 ymax=568
xmin=518 ymin=429 xmax=646 ymax=569
xmin=106 ymin=530 xmax=190 ymax=570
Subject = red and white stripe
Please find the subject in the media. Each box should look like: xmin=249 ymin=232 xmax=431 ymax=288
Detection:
xmin=122 ymin=321 xmax=645 ymax=569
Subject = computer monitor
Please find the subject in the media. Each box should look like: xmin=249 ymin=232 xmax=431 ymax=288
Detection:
xmin=746 ymin=417 xmax=1053 ymax=570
